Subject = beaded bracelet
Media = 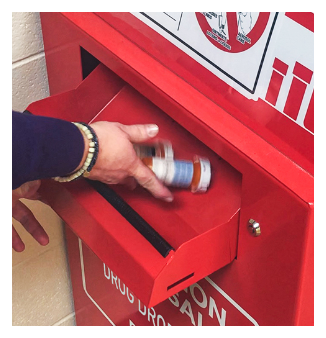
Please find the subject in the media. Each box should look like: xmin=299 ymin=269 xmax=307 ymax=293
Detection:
xmin=53 ymin=122 xmax=99 ymax=183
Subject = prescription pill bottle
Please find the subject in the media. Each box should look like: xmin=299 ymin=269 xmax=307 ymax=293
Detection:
xmin=134 ymin=140 xmax=174 ymax=159
xmin=142 ymin=156 xmax=211 ymax=193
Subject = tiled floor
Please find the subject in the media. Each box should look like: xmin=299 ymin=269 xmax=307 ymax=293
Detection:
xmin=12 ymin=200 xmax=75 ymax=326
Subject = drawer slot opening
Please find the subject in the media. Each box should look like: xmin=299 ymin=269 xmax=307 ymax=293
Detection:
xmin=28 ymin=55 xmax=242 ymax=307
xmin=167 ymin=273 xmax=195 ymax=291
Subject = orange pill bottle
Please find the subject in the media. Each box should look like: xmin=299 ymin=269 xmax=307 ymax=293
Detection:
xmin=142 ymin=156 xmax=211 ymax=193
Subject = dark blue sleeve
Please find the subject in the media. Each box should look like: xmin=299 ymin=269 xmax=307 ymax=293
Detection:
xmin=12 ymin=111 xmax=85 ymax=189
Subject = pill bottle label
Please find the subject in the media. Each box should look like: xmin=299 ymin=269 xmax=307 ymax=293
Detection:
xmin=151 ymin=158 xmax=194 ymax=188
xmin=167 ymin=160 xmax=194 ymax=187
xmin=151 ymin=157 xmax=169 ymax=182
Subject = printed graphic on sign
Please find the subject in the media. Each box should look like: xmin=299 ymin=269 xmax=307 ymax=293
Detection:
xmin=132 ymin=12 xmax=278 ymax=96
xmin=79 ymin=239 xmax=258 ymax=326
xmin=197 ymin=12 xmax=270 ymax=53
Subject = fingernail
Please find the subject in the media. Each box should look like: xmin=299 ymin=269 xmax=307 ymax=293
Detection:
xmin=42 ymin=238 xmax=49 ymax=246
xmin=39 ymin=235 xmax=49 ymax=246
xmin=16 ymin=242 xmax=25 ymax=252
xmin=147 ymin=124 xmax=159 ymax=137
xmin=164 ymin=196 xmax=174 ymax=202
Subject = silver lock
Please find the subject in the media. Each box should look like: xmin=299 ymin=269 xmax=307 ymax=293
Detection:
xmin=248 ymin=219 xmax=261 ymax=237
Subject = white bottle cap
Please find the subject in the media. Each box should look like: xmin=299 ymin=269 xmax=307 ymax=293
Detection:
xmin=193 ymin=157 xmax=211 ymax=193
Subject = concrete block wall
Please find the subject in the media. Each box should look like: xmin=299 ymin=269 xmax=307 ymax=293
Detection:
xmin=12 ymin=12 xmax=76 ymax=326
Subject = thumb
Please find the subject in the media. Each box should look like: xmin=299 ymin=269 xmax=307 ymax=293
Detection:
xmin=119 ymin=124 xmax=159 ymax=143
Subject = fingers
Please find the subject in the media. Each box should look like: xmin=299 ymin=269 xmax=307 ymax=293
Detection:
xmin=119 ymin=123 xmax=174 ymax=201
xmin=130 ymin=158 xmax=173 ymax=202
xmin=12 ymin=226 xmax=25 ymax=252
xmin=13 ymin=180 xmax=41 ymax=200
xmin=12 ymin=200 xmax=49 ymax=247
xmin=20 ymin=180 xmax=42 ymax=199
xmin=119 ymin=124 xmax=159 ymax=143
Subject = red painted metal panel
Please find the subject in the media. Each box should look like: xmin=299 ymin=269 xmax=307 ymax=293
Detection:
xmin=37 ymin=12 xmax=314 ymax=325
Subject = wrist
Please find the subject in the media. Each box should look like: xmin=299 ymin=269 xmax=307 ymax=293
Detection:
xmin=52 ymin=122 xmax=99 ymax=182
xmin=74 ymin=127 xmax=89 ymax=172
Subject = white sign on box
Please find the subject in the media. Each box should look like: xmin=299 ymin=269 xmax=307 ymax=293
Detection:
xmin=132 ymin=12 xmax=279 ymax=99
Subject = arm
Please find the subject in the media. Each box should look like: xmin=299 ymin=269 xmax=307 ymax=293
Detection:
xmin=12 ymin=111 xmax=173 ymax=252
xmin=12 ymin=111 xmax=85 ymax=189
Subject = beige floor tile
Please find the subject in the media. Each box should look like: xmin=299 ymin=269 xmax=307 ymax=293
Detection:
xmin=12 ymin=199 xmax=65 ymax=267
xmin=12 ymin=243 xmax=74 ymax=326
xmin=54 ymin=313 xmax=76 ymax=326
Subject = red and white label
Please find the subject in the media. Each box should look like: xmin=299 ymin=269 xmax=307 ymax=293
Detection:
xmin=132 ymin=12 xmax=314 ymax=134
xmin=133 ymin=12 xmax=278 ymax=97
xmin=79 ymin=239 xmax=258 ymax=326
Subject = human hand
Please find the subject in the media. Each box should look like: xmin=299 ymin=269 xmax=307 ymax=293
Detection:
xmin=86 ymin=121 xmax=173 ymax=202
xmin=12 ymin=180 xmax=49 ymax=252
